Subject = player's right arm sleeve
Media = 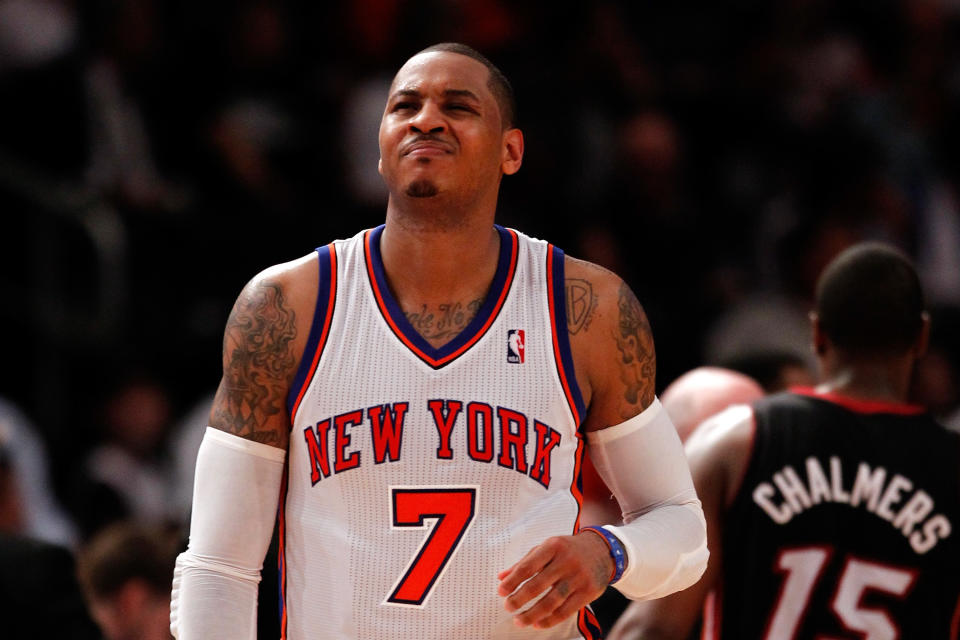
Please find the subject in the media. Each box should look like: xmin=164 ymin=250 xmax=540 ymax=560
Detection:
xmin=587 ymin=398 xmax=708 ymax=601
xmin=171 ymin=427 xmax=286 ymax=640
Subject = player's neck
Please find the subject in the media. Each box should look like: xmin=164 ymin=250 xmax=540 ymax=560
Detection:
xmin=815 ymin=358 xmax=914 ymax=404
xmin=379 ymin=211 xmax=501 ymax=303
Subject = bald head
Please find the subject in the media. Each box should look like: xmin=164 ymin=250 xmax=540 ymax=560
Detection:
xmin=662 ymin=367 xmax=765 ymax=442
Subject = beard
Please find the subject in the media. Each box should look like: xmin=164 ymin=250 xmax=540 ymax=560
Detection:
xmin=405 ymin=179 xmax=439 ymax=198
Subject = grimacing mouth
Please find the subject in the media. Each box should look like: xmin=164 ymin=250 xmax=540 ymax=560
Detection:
xmin=401 ymin=135 xmax=455 ymax=156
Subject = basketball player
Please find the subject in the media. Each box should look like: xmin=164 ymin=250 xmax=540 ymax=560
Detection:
xmin=609 ymin=243 xmax=960 ymax=639
xmin=170 ymin=43 xmax=708 ymax=639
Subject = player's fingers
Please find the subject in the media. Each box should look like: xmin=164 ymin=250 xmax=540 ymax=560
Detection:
xmin=509 ymin=581 xmax=568 ymax=625
xmin=497 ymin=543 xmax=553 ymax=596
xmin=529 ymin=592 xmax=584 ymax=630
xmin=503 ymin=559 xmax=565 ymax=613
xmin=512 ymin=582 xmax=581 ymax=628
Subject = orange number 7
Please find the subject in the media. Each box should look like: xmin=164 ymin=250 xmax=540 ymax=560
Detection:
xmin=385 ymin=486 xmax=479 ymax=607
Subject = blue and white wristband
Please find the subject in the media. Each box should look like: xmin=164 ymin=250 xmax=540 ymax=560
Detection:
xmin=581 ymin=525 xmax=627 ymax=584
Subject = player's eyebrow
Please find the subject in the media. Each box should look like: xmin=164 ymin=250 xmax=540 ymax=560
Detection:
xmin=388 ymin=88 xmax=482 ymax=102
xmin=443 ymin=89 xmax=481 ymax=102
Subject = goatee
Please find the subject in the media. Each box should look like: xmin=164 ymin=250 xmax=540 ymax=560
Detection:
xmin=406 ymin=180 xmax=439 ymax=198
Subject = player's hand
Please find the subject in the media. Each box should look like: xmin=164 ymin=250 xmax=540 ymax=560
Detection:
xmin=497 ymin=531 xmax=614 ymax=629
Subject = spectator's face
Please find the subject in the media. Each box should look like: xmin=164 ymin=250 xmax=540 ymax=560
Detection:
xmin=89 ymin=583 xmax=171 ymax=640
xmin=378 ymin=51 xmax=519 ymax=205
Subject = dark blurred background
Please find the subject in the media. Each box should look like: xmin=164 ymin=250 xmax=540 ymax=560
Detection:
xmin=0 ymin=0 xmax=959 ymax=573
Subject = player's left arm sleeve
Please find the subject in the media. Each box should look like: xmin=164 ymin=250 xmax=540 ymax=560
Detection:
xmin=586 ymin=398 xmax=708 ymax=601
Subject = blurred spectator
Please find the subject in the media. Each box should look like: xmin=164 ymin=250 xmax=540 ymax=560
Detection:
xmin=0 ymin=397 xmax=78 ymax=546
xmin=81 ymin=0 xmax=188 ymax=213
xmin=721 ymin=350 xmax=816 ymax=393
xmin=81 ymin=376 xmax=176 ymax=534
xmin=0 ymin=429 xmax=99 ymax=637
xmin=911 ymin=305 xmax=960 ymax=430
xmin=0 ymin=532 xmax=102 ymax=639
xmin=169 ymin=391 xmax=214 ymax=526
xmin=77 ymin=521 xmax=178 ymax=640
xmin=706 ymin=216 xmax=861 ymax=372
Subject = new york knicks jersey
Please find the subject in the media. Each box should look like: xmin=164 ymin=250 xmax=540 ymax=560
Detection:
xmin=709 ymin=390 xmax=960 ymax=639
xmin=279 ymin=225 xmax=603 ymax=639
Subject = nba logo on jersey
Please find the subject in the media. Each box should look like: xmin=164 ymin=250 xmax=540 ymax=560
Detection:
xmin=507 ymin=329 xmax=525 ymax=363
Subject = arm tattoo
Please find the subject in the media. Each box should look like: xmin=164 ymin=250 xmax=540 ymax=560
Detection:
xmin=211 ymin=280 xmax=297 ymax=445
xmin=404 ymin=299 xmax=483 ymax=343
xmin=566 ymin=278 xmax=598 ymax=335
xmin=613 ymin=282 xmax=656 ymax=416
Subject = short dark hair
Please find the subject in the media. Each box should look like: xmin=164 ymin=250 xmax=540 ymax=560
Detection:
xmin=415 ymin=42 xmax=517 ymax=129
xmin=77 ymin=522 xmax=178 ymax=599
xmin=815 ymin=242 xmax=925 ymax=356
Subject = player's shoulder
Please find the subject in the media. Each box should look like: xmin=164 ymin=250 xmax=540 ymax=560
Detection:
xmin=562 ymin=254 xmax=637 ymax=334
xmin=249 ymin=251 xmax=319 ymax=288
xmin=240 ymin=251 xmax=319 ymax=303
xmin=685 ymin=403 xmax=756 ymax=456
xmin=227 ymin=251 xmax=323 ymax=344
xmin=563 ymin=254 xmax=625 ymax=294
xmin=684 ymin=403 xmax=757 ymax=504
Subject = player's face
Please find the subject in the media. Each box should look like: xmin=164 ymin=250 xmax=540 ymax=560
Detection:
xmin=378 ymin=51 xmax=521 ymax=202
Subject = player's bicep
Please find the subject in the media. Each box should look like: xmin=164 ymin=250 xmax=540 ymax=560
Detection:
xmin=570 ymin=264 xmax=656 ymax=430
xmin=209 ymin=276 xmax=299 ymax=449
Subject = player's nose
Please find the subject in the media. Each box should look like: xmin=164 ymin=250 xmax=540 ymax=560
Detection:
xmin=409 ymin=100 xmax=446 ymax=134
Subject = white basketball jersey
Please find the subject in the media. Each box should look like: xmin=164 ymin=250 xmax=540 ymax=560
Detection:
xmin=280 ymin=225 xmax=602 ymax=639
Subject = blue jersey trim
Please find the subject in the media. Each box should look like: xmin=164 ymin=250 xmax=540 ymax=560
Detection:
xmin=550 ymin=245 xmax=587 ymax=425
xmin=366 ymin=224 xmax=516 ymax=368
xmin=286 ymin=244 xmax=336 ymax=417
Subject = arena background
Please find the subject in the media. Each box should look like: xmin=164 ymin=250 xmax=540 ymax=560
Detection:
xmin=1 ymin=0 xmax=959 ymax=569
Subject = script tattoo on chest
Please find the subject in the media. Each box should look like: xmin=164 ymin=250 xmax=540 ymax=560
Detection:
xmin=566 ymin=278 xmax=598 ymax=335
xmin=405 ymin=299 xmax=484 ymax=345
xmin=613 ymin=282 xmax=656 ymax=416
xmin=211 ymin=280 xmax=297 ymax=445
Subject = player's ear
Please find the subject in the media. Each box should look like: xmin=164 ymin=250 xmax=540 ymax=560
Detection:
xmin=809 ymin=311 xmax=827 ymax=356
xmin=378 ymin=157 xmax=384 ymax=176
xmin=913 ymin=311 xmax=931 ymax=359
xmin=501 ymin=128 xmax=523 ymax=176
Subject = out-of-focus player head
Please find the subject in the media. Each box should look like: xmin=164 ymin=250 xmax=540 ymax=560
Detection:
xmin=78 ymin=522 xmax=178 ymax=640
xmin=378 ymin=43 xmax=523 ymax=215
xmin=661 ymin=367 xmax=765 ymax=442
xmin=811 ymin=242 xmax=929 ymax=374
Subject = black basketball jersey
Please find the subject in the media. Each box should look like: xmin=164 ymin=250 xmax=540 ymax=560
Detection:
xmin=711 ymin=389 xmax=960 ymax=639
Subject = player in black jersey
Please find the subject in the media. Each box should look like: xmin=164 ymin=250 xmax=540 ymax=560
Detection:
xmin=609 ymin=242 xmax=960 ymax=639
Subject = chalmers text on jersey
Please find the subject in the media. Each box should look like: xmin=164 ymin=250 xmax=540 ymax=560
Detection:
xmin=751 ymin=455 xmax=951 ymax=554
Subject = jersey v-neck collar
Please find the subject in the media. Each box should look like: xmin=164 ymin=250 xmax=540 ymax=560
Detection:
xmin=363 ymin=224 xmax=519 ymax=369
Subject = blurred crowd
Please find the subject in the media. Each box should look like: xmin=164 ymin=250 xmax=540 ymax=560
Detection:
xmin=1 ymin=0 xmax=960 ymax=637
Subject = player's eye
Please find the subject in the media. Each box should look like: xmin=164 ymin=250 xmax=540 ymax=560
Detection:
xmin=392 ymin=101 xmax=417 ymax=112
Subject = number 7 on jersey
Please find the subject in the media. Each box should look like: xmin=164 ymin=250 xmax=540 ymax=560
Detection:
xmin=385 ymin=486 xmax=479 ymax=607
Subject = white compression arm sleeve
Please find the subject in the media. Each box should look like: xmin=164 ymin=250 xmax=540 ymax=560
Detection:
xmin=170 ymin=428 xmax=286 ymax=640
xmin=586 ymin=398 xmax=708 ymax=601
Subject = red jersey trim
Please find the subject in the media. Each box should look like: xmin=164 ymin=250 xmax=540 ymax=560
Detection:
xmin=790 ymin=387 xmax=926 ymax=415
